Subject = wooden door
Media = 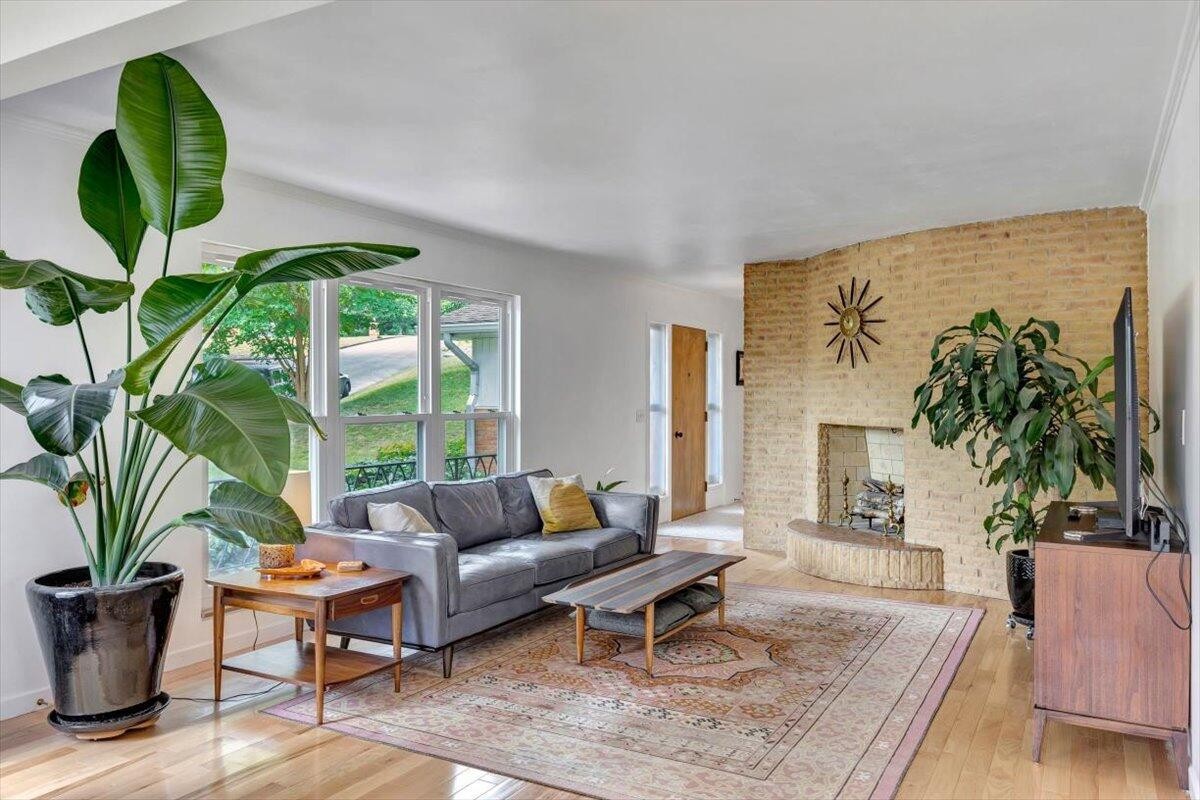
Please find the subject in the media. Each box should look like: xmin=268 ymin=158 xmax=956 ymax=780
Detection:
xmin=671 ymin=325 xmax=707 ymax=520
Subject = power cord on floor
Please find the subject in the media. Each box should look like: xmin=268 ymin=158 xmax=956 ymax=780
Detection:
xmin=175 ymin=611 xmax=286 ymax=703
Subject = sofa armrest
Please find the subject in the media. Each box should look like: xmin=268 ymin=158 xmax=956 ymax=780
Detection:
xmin=299 ymin=523 xmax=459 ymax=647
xmin=587 ymin=491 xmax=659 ymax=553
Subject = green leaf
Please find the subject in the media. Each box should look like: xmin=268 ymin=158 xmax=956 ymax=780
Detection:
xmin=1034 ymin=318 xmax=1060 ymax=344
xmin=116 ymin=53 xmax=227 ymax=234
xmin=1026 ymin=406 xmax=1053 ymax=444
xmin=233 ymin=243 xmax=421 ymax=295
xmin=1053 ymin=425 xmax=1077 ymax=496
xmin=988 ymin=309 xmax=1010 ymax=338
xmin=278 ymin=394 xmax=326 ymax=440
xmin=1007 ymin=409 xmax=1036 ymax=442
xmin=1017 ymin=384 xmax=1039 ymax=410
xmin=0 ymin=252 xmax=133 ymax=326
xmin=21 ymin=371 xmax=122 ymax=456
xmin=996 ymin=341 xmax=1018 ymax=389
xmin=986 ymin=372 xmax=1006 ymax=415
xmin=124 ymin=273 xmax=236 ymax=394
xmin=78 ymin=130 xmax=146 ymax=272
xmin=130 ymin=359 xmax=290 ymax=494
xmin=0 ymin=453 xmax=69 ymax=492
xmin=970 ymin=311 xmax=989 ymax=334
xmin=183 ymin=480 xmax=304 ymax=545
xmin=0 ymin=377 xmax=26 ymax=415
xmin=958 ymin=338 xmax=977 ymax=371
xmin=1080 ymin=355 xmax=1114 ymax=391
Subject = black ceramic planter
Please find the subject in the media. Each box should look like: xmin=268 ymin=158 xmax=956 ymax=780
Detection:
xmin=1006 ymin=549 xmax=1035 ymax=625
xmin=26 ymin=562 xmax=183 ymax=739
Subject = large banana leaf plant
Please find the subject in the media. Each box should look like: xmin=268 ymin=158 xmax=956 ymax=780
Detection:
xmin=0 ymin=53 xmax=419 ymax=585
xmin=911 ymin=310 xmax=1157 ymax=552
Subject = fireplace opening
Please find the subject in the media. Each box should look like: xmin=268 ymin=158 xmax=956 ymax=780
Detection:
xmin=817 ymin=424 xmax=904 ymax=534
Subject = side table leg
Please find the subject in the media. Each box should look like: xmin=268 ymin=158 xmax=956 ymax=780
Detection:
xmin=294 ymin=617 xmax=304 ymax=642
xmin=1031 ymin=707 xmax=1046 ymax=762
xmin=391 ymin=598 xmax=403 ymax=693
xmin=1170 ymin=730 xmax=1189 ymax=790
xmin=314 ymin=600 xmax=327 ymax=725
xmin=575 ymin=605 xmax=586 ymax=664
xmin=213 ymin=587 xmax=224 ymax=701
xmin=717 ymin=569 xmax=727 ymax=628
xmin=644 ymin=603 xmax=655 ymax=677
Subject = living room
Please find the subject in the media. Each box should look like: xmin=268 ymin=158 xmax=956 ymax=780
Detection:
xmin=0 ymin=2 xmax=1196 ymax=799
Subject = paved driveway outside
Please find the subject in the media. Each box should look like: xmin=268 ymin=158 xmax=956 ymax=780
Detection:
xmin=339 ymin=335 xmax=418 ymax=393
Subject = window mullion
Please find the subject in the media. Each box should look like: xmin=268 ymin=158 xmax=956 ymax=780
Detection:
xmin=426 ymin=286 xmax=444 ymax=480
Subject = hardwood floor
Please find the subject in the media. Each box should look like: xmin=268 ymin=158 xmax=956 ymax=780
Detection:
xmin=0 ymin=535 xmax=1187 ymax=799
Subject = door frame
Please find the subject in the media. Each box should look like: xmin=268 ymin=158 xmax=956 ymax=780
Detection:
xmin=647 ymin=321 xmax=674 ymax=521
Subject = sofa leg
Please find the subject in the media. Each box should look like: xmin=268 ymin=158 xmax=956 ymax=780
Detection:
xmin=442 ymin=645 xmax=454 ymax=679
xmin=339 ymin=636 xmax=351 ymax=650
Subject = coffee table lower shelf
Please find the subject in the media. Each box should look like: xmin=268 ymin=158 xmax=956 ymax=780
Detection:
xmin=221 ymin=640 xmax=401 ymax=687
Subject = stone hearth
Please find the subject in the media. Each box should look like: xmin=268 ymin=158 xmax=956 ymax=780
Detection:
xmin=785 ymin=519 xmax=943 ymax=590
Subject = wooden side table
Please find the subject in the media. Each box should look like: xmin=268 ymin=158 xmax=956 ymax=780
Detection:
xmin=206 ymin=566 xmax=409 ymax=724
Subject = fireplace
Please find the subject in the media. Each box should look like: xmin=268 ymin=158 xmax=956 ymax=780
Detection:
xmin=816 ymin=424 xmax=904 ymax=533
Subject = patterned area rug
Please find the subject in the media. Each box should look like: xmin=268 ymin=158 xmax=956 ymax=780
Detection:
xmin=265 ymin=584 xmax=982 ymax=799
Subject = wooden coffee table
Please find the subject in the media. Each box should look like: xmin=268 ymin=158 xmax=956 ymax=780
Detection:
xmin=543 ymin=550 xmax=744 ymax=675
xmin=206 ymin=566 xmax=408 ymax=724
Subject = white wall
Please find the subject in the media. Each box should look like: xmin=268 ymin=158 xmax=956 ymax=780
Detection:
xmin=1144 ymin=31 xmax=1199 ymax=799
xmin=0 ymin=117 xmax=744 ymax=718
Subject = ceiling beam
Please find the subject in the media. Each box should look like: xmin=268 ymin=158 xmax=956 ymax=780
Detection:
xmin=0 ymin=0 xmax=330 ymax=100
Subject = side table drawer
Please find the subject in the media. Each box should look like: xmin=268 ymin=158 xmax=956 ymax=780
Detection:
xmin=330 ymin=582 xmax=403 ymax=620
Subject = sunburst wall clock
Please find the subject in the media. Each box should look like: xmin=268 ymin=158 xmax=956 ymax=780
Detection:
xmin=824 ymin=277 xmax=884 ymax=368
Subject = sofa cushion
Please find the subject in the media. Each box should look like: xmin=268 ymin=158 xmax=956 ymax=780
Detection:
xmin=431 ymin=480 xmax=509 ymax=549
xmin=331 ymin=480 xmax=435 ymax=530
xmin=586 ymin=598 xmax=694 ymax=637
xmin=493 ymin=468 xmax=552 ymax=536
xmin=465 ymin=536 xmax=592 ymax=585
xmin=544 ymin=527 xmax=639 ymax=567
xmin=674 ymin=582 xmax=724 ymax=614
xmin=455 ymin=554 xmax=536 ymax=614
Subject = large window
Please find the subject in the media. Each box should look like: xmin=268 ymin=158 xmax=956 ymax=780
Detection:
xmin=202 ymin=246 xmax=517 ymax=581
xmin=647 ymin=323 xmax=669 ymax=496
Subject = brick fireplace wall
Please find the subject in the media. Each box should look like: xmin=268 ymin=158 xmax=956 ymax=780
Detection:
xmin=743 ymin=208 xmax=1149 ymax=598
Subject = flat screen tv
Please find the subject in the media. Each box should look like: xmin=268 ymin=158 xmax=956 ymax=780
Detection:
xmin=1112 ymin=287 xmax=1140 ymax=537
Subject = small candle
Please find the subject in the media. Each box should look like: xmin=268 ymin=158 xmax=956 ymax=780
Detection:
xmin=259 ymin=544 xmax=295 ymax=569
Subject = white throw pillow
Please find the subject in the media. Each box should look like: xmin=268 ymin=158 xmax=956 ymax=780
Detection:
xmin=367 ymin=501 xmax=435 ymax=533
xmin=527 ymin=474 xmax=585 ymax=515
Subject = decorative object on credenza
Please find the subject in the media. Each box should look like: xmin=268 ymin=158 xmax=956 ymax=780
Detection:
xmin=2 ymin=51 xmax=420 ymax=740
xmin=735 ymin=350 xmax=744 ymax=386
xmin=910 ymin=309 xmax=1160 ymax=628
xmin=824 ymin=277 xmax=884 ymax=368
xmin=258 ymin=543 xmax=296 ymax=569
xmin=837 ymin=470 xmax=852 ymax=526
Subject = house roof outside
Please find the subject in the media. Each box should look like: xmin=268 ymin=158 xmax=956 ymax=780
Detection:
xmin=442 ymin=303 xmax=500 ymax=337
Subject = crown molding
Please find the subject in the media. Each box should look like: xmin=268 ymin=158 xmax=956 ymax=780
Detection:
xmin=1140 ymin=1 xmax=1200 ymax=210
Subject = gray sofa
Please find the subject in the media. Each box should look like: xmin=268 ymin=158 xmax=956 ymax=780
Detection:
xmin=298 ymin=468 xmax=659 ymax=676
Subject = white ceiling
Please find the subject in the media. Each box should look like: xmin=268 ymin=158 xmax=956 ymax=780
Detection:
xmin=1 ymin=1 xmax=1190 ymax=295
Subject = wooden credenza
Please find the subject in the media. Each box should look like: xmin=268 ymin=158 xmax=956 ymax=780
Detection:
xmin=1033 ymin=501 xmax=1190 ymax=789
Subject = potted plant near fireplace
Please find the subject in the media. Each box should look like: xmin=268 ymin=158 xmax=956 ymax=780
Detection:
xmin=910 ymin=310 xmax=1156 ymax=634
xmin=0 ymin=52 xmax=419 ymax=738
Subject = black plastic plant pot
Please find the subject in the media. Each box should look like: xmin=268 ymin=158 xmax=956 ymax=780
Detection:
xmin=1006 ymin=548 xmax=1035 ymax=624
xmin=25 ymin=562 xmax=183 ymax=739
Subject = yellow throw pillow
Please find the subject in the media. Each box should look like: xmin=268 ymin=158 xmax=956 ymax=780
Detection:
xmin=541 ymin=483 xmax=601 ymax=534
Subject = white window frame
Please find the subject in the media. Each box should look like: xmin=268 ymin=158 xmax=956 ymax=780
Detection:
xmin=705 ymin=331 xmax=723 ymax=487
xmin=201 ymin=245 xmax=520 ymax=605
xmin=313 ymin=271 xmax=519 ymax=516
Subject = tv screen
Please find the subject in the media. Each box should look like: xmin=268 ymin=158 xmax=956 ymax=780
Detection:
xmin=1112 ymin=287 xmax=1140 ymax=537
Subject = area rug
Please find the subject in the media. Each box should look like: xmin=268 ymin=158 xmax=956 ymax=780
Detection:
xmin=265 ymin=584 xmax=982 ymax=799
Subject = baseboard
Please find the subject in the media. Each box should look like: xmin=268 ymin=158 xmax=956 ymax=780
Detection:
xmin=0 ymin=618 xmax=294 ymax=721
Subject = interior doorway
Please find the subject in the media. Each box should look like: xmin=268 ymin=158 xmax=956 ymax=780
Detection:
xmin=670 ymin=325 xmax=707 ymax=520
